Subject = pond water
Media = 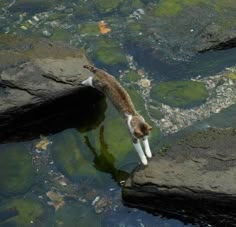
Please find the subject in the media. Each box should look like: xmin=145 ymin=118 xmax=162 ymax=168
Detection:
xmin=0 ymin=0 xmax=236 ymax=226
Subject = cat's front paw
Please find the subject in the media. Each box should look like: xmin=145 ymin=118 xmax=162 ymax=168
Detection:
xmin=141 ymin=156 xmax=148 ymax=165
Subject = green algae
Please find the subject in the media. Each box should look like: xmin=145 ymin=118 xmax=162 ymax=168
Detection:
xmin=122 ymin=70 xmax=140 ymax=83
xmin=95 ymin=38 xmax=127 ymax=66
xmin=94 ymin=0 xmax=124 ymax=13
xmin=51 ymin=129 xmax=98 ymax=181
xmin=51 ymin=28 xmax=71 ymax=41
xmin=127 ymin=21 xmax=144 ymax=34
xmin=0 ymin=198 xmax=43 ymax=226
xmin=78 ymin=22 xmax=99 ymax=37
xmin=0 ymin=144 xmax=35 ymax=196
xmin=48 ymin=13 xmax=68 ymax=21
xmin=150 ymin=0 xmax=206 ymax=17
xmin=214 ymin=0 xmax=236 ymax=13
xmin=150 ymin=80 xmax=208 ymax=108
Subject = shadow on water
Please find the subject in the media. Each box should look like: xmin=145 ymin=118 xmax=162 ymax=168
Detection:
xmin=84 ymin=125 xmax=130 ymax=185
xmin=0 ymin=88 xmax=107 ymax=143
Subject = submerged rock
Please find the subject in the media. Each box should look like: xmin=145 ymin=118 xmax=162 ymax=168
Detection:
xmin=93 ymin=0 xmax=124 ymax=14
xmin=150 ymin=80 xmax=208 ymax=108
xmin=0 ymin=144 xmax=35 ymax=196
xmin=0 ymin=198 xmax=43 ymax=226
xmin=51 ymin=129 xmax=99 ymax=181
xmin=148 ymin=66 xmax=236 ymax=135
xmin=122 ymin=128 xmax=236 ymax=226
xmin=95 ymin=38 xmax=127 ymax=68
xmin=125 ymin=0 xmax=236 ymax=62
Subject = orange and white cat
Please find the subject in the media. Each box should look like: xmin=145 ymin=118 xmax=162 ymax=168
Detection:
xmin=82 ymin=65 xmax=152 ymax=165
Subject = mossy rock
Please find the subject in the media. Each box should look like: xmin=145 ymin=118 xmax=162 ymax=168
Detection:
xmin=0 ymin=144 xmax=35 ymax=196
xmin=150 ymin=80 xmax=208 ymax=108
xmin=51 ymin=129 xmax=99 ymax=182
xmin=51 ymin=28 xmax=71 ymax=41
xmin=48 ymin=12 xmax=68 ymax=21
xmin=0 ymin=198 xmax=43 ymax=226
xmin=93 ymin=0 xmax=124 ymax=13
xmin=122 ymin=70 xmax=140 ymax=83
xmin=95 ymin=38 xmax=127 ymax=66
xmin=78 ymin=22 xmax=99 ymax=37
xmin=150 ymin=0 xmax=206 ymax=17
xmin=127 ymin=21 xmax=144 ymax=34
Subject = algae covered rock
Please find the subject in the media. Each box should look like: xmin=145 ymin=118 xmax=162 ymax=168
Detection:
xmin=93 ymin=0 xmax=124 ymax=14
xmin=78 ymin=22 xmax=99 ymax=37
xmin=51 ymin=28 xmax=71 ymax=41
xmin=149 ymin=0 xmax=206 ymax=17
xmin=51 ymin=129 xmax=98 ymax=181
xmin=95 ymin=38 xmax=127 ymax=67
xmin=150 ymin=80 xmax=208 ymax=108
xmin=0 ymin=198 xmax=43 ymax=226
xmin=122 ymin=70 xmax=140 ymax=83
xmin=0 ymin=144 xmax=35 ymax=196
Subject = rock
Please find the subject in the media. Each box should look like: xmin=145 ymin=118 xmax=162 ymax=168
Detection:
xmin=125 ymin=0 xmax=236 ymax=63
xmin=93 ymin=0 xmax=124 ymax=14
xmin=0 ymin=36 xmax=104 ymax=142
xmin=0 ymin=198 xmax=43 ymax=226
xmin=51 ymin=28 xmax=71 ymax=41
xmin=51 ymin=129 xmax=100 ymax=181
xmin=95 ymin=37 xmax=127 ymax=68
xmin=122 ymin=128 xmax=236 ymax=226
xmin=150 ymin=80 xmax=208 ymax=108
xmin=0 ymin=143 xmax=35 ymax=196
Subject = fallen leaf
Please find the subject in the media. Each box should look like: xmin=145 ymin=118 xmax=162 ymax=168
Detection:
xmin=35 ymin=136 xmax=50 ymax=150
xmin=98 ymin=21 xmax=111 ymax=34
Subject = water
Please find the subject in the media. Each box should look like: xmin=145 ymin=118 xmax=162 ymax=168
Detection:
xmin=0 ymin=0 xmax=236 ymax=226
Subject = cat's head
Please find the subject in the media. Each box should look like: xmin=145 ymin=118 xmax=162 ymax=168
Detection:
xmin=130 ymin=115 xmax=152 ymax=139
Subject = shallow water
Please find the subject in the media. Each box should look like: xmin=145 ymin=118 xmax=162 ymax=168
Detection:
xmin=0 ymin=0 xmax=236 ymax=226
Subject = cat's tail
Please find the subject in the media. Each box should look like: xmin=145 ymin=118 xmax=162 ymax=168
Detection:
xmin=83 ymin=65 xmax=97 ymax=73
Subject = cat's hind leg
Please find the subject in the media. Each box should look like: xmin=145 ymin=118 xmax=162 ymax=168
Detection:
xmin=133 ymin=139 xmax=148 ymax=165
xmin=81 ymin=76 xmax=94 ymax=87
xmin=142 ymin=136 xmax=152 ymax=158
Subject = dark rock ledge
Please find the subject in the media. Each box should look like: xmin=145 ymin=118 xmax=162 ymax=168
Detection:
xmin=0 ymin=40 xmax=105 ymax=142
xmin=122 ymin=128 xmax=236 ymax=226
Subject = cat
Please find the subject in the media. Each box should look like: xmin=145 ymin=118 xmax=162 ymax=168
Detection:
xmin=82 ymin=65 xmax=152 ymax=165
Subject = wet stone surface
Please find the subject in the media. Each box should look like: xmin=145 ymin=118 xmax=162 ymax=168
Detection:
xmin=122 ymin=128 xmax=236 ymax=226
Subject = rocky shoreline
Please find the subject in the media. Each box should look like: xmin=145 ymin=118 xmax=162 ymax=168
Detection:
xmin=122 ymin=128 xmax=236 ymax=226
xmin=0 ymin=39 xmax=105 ymax=142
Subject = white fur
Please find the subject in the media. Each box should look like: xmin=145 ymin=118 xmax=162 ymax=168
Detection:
xmin=133 ymin=141 xmax=148 ymax=165
xmin=126 ymin=114 xmax=151 ymax=165
xmin=82 ymin=77 xmax=94 ymax=87
xmin=142 ymin=136 xmax=152 ymax=158
xmin=126 ymin=114 xmax=134 ymax=134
